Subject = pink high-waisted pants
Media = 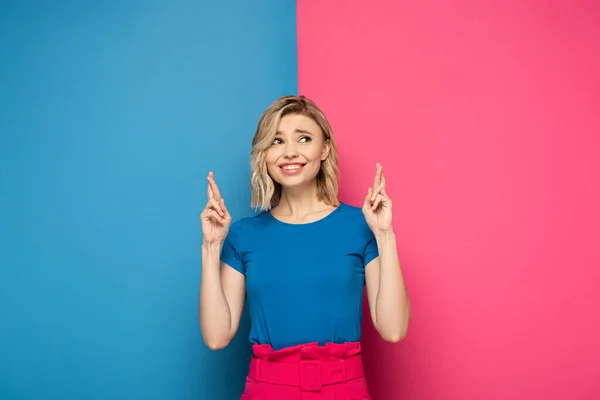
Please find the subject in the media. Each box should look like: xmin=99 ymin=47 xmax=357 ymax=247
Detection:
xmin=241 ymin=341 xmax=372 ymax=400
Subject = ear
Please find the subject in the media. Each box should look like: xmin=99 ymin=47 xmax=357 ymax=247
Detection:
xmin=321 ymin=139 xmax=330 ymax=161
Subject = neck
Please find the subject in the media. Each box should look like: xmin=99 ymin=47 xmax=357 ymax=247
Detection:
xmin=276 ymin=180 xmax=326 ymax=217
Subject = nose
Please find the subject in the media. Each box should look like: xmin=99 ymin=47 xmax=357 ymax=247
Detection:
xmin=283 ymin=141 xmax=298 ymax=158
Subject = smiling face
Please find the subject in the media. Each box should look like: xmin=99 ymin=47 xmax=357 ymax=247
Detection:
xmin=249 ymin=95 xmax=340 ymax=210
xmin=265 ymin=113 xmax=330 ymax=190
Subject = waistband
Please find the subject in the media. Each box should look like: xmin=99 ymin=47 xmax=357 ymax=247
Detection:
xmin=248 ymin=341 xmax=365 ymax=392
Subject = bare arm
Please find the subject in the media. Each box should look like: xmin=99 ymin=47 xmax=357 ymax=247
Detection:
xmin=198 ymin=171 xmax=246 ymax=350
xmin=363 ymin=163 xmax=411 ymax=342
xmin=365 ymin=233 xmax=411 ymax=342
xmin=199 ymin=242 xmax=245 ymax=350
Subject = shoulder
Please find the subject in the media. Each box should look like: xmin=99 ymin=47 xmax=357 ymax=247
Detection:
xmin=228 ymin=211 xmax=272 ymax=235
xmin=325 ymin=202 xmax=372 ymax=238
xmin=335 ymin=202 xmax=368 ymax=225
xmin=328 ymin=203 xmax=376 ymax=254
xmin=338 ymin=202 xmax=363 ymax=214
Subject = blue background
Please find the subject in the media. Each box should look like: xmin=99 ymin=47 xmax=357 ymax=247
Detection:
xmin=0 ymin=1 xmax=297 ymax=399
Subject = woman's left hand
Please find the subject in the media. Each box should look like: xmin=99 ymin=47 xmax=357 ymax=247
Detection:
xmin=362 ymin=163 xmax=393 ymax=234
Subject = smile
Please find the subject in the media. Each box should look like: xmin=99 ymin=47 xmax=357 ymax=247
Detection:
xmin=280 ymin=163 xmax=305 ymax=174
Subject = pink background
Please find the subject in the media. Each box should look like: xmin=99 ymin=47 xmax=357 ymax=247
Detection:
xmin=298 ymin=1 xmax=600 ymax=399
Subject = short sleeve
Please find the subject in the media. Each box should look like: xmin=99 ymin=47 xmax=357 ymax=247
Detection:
xmin=220 ymin=221 xmax=245 ymax=275
xmin=363 ymin=222 xmax=379 ymax=267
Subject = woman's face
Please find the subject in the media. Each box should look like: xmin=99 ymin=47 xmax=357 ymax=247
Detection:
xmin=265 ymin=114 xmax=329 ymax=190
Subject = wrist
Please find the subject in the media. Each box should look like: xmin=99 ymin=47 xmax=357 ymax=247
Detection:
xmin=374 ymin=229 xmax=396 ymax=242
xmin=202 ymin=240 xmax=223 ymax=252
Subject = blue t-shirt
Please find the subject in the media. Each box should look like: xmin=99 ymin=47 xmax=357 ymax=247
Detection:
xmin=220 ymin=202 xmax=379 ymax=350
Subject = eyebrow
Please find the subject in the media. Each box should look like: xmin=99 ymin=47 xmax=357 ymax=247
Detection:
xmin=275 ymin=129 xmax=314 ymax=136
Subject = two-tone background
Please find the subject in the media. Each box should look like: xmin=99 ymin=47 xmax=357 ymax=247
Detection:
xmin=1 ymin=1 xmax=598 ymax=399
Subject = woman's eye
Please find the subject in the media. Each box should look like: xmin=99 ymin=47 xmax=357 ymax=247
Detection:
xmin=299 ymin=136 xmax=312 ymax=143
xmin=272 ymin=138 xmax=282 ymax=145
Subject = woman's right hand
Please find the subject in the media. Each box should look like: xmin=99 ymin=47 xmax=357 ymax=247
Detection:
xmin=200 ymin=171 xmax=232 ymax=245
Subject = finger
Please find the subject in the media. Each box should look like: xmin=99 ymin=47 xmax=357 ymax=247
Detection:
xmin=370 ymin=183 xmax=384 ymax=202
xmin=203 ymin=209 xmax=226 ymax=224
xmin=363 ymin=187 xmax=373 ymax=210
xmin=207 ymin=173 xmax=222 ymax=200
xmin=372 ymin=164 xmax=379 ymax=189
xmin=372 ymin=163 xmax=382 ymax=190
xmin=371 ymin=193 xmax=383 ymax=211
xmin=207 ymin=172 xmax=215 ymax=200
xmin=207 ymin=181 xmax=214 ymax=200
xmin=380 ymin=171 xmax=390 ymax=199
xmin=220 ymin=198 xmax=231 ymax=219
xmin=206 ymin=198 xmax=225 ymax=216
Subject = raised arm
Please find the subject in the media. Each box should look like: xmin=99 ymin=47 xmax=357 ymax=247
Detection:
xmin=198 ymin=172 xmax=246 ymax=350
xmin=363 ymin=164 xmax=411 ymax=342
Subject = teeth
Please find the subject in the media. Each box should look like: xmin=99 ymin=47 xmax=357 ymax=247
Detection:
xmin=282 ymin=165 xmax=301 ymax=170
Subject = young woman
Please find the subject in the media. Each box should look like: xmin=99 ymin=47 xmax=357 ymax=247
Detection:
xmin=199 ymin=95 xmax=410 ymax=399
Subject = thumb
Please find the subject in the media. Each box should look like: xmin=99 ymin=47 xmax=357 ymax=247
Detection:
xmin=221 ymin=198 xmax=231 ymax=218
xmin=362 ymin=187 xmax=372 ymax=210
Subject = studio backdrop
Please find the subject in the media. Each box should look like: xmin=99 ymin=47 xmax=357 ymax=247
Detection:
xmin=1 ymin=1 xmax=599 ymax=400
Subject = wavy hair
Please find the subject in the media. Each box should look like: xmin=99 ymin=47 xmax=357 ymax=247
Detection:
xmin=250 ymin=95 xmax=339 ymax=211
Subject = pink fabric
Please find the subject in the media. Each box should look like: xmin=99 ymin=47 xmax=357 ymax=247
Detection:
xmin=241 ymin=342 xmax=372 ymax=399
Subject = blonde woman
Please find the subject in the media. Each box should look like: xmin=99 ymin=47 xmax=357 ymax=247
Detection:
xmin=199 ymin=95 xmax=410 ymax=399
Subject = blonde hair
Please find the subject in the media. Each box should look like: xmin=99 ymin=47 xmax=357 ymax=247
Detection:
xmin=250 ymin=95 xmax=340 ymax=211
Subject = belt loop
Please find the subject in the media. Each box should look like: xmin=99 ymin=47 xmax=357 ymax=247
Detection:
xmin=299 ymin=360 xmax=322 ymax=392
xmin=341 ymin=358 xmax=348 ymax=382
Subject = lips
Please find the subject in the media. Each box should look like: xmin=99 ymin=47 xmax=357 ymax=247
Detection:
xmin=279 ymin=163 xmax=306 ymax=174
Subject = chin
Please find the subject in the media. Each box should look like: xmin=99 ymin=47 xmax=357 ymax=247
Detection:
xmin=272 ymin=173 xmax=319 ymax=189
xmin=273 ymin=175 xmax=306 ymax=188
